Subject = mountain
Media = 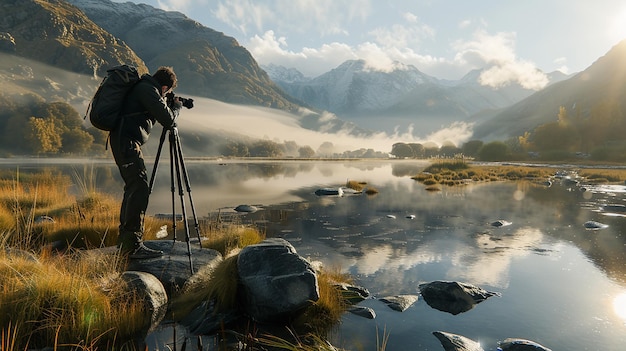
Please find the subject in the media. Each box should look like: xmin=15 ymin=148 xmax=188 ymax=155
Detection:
xmin=65 ymin=0 xmax=301 ymax=111
xmin=472 ymin=39 xmax=626 ymax=141
xmin=0 ymin=0 xmax=146 ymax=75
xmin=262 ymin=63 xmax=310 ymax=84
xmin=268 ymin=59 xmax=569 ymax=135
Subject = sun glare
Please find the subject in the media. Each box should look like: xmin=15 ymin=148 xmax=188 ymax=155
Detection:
xmin=613 ymin=292 xmax=626 ymax=322
xmin=609 ymin=8 xmax=626 ymax=42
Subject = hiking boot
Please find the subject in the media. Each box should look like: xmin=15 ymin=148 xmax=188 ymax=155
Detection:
xmin=128 ymin=243 xmax=163 ymax=259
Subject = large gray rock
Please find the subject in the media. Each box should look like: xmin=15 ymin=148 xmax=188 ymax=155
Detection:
xmin=120 ymin=271 xmax=168 ymax=334
xmin=419 ymin=281 xmax=500 ymax=315
xmin=237 ymin=238 xmax=319 ymax=323
xmin=126 ymin=240 xmax=223 ymax=297
xmin=433 ymin=331 xmax=484 ymax=351
xmin=498 ymin=338 xmax=552 ymax=351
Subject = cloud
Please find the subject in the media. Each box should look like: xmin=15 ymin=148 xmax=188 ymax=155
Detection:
xmin=224 ymin=2 xmax=549 ymax=87
xmin=553 ymin=57 xmax=569 ymax=74
xmin=248 ymin=31 xmax=357 ymax=77
xmin=212 ymin=0 xmax=370 ymax=37
xmin=212 ymin=0 xmax=273 ymax=35
xmin=452 ymin=30 xmax=548 ymax=89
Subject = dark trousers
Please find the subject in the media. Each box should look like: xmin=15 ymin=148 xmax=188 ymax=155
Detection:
xmin=110 ymin=132 xmax=150 ymax=248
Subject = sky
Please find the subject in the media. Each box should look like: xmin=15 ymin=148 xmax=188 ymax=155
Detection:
xmin=116 ymin=0 xmax=626 ymax=90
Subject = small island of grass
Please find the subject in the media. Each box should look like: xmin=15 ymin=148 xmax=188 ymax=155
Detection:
xmin=411 ymin=159 xmax=626 ymax=190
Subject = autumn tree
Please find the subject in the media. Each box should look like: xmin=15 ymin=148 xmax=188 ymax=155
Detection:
xmin=26 ymin=117 xmax=62 ymax=154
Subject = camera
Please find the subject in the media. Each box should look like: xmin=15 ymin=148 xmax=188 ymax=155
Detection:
xmin=166 ymin=92 xmax=194 ymax=109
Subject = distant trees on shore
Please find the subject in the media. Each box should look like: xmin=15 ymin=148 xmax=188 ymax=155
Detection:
xmin=3 ymin=91 xmax=626 ymax=162
xmin=0 ymin=92 xmax=106 ymax=156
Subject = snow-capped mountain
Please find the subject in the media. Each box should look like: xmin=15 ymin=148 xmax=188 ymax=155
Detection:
xmin=272 ymin=60 xmax=437 ymax=114
xmin=268 ymin=60 xmax=570 ymax=134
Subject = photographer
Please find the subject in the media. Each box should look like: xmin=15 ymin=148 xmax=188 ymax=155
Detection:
xmin=110 ymin=66 xmax=183 ymax=259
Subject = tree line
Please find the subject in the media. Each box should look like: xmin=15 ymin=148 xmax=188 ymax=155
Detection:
xmin=2 ymin=92 xmax=626 ymax=162
xmin=0 ymin=93 xmax=107 ymax=156
xmin=392 ymin=103 xmax=626 ymax=162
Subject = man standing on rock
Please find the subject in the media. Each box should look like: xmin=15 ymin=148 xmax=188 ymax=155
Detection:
xmin=110 ymin=66 xmax=182 ymax=259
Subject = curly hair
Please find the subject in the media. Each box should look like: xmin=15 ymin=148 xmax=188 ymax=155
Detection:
xmin=152 ymin=66 xmax=178 ymax=90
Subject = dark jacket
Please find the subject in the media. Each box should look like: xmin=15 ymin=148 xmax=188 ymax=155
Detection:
xmin=118 ymin=74 xmax=179 ymax=145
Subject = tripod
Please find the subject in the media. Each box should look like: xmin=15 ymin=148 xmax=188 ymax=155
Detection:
xmin=148 ymin=124 xmax=202 ymax=274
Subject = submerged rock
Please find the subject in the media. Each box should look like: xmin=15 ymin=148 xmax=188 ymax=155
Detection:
xmin=433 ymin=331 xmax=484 ymax=351
xmin=497 ymin=338 xmax=552 ymax=351
xmin=583 ymin=220 xmax=609 ymax=230
xmin=379 ymin=294 xmax=419 ymax=312
xmin=315 ymin=187 xmax=344 ymax=196
xmin=234 ymin=204 xmax=259 ymax=213
xmin=602 ymin=204 xmax=626 ymax=212
xmin=347 ymin=305 xmax=376 ymax=319
xmin=491 ymin=220 xmax=512 ymax=227
xmin=419 ymin=281 xmax=501 ymax=315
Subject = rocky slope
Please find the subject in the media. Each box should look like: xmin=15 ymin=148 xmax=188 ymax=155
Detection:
xmin=0 ymin=0 xmax=146 ymax=76
xmin=66 ymin=0 xmax=302 ymax=110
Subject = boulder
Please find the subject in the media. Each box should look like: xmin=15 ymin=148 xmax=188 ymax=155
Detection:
xmin=237 ymin=238 xmax=319 ymax=323
xmin=419 ymin=281 xmax=500 ymax=315
xmin=379 ymin=294 xmax=419 ymax=312
xmin=126 ymin=240 xmax=223 ymax=297
xmin=120 ymin=271 xmax=168 ymax=334
xmin=433 ymin=331 xmax=484 ymax=351
xmin=498 ymin=338 xmax=552 ymax=351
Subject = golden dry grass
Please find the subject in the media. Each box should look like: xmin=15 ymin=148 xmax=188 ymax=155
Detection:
xmin=0 ymin=170 xmax=360 ymax=350
xmin=0 ymin=248 xmax=146 ymax=350
xmin=412 ymin=160 xmax=626 ymax=187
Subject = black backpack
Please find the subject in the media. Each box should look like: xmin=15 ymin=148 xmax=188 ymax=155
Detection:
xmin=87 ymin=65 xmax=141 ymax=131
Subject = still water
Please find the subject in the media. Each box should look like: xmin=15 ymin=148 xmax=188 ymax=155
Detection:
xmin=5 ymin=159 xmax=626 ymax=350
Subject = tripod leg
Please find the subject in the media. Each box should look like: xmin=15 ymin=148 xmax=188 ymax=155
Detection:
xmin=148 ymin=127 xmax=168 ymax=194
xmin=174 ymin=135 xmax=203 ymax=247
xmin=169 ymin=130 xmax=178 ymax=243
xmin=172 ymin=128 xmax=194 ymax=274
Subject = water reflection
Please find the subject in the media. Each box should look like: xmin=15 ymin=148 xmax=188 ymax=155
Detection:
xmin=4 ymin=159 xmax=626 ymax=350
xmin=614 ymin=292 xmax=626 ymax=323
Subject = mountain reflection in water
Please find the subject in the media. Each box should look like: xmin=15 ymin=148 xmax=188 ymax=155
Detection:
xmin=4 ymin=159 xmax=626 ymax=350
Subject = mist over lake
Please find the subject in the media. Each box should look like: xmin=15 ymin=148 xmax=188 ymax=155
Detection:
xmin=4 ymin=158 xmax=626 ymax=350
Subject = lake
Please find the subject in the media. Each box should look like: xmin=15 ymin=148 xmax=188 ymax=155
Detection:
xmin=4 ymin=158 xmax=626 ymax=350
